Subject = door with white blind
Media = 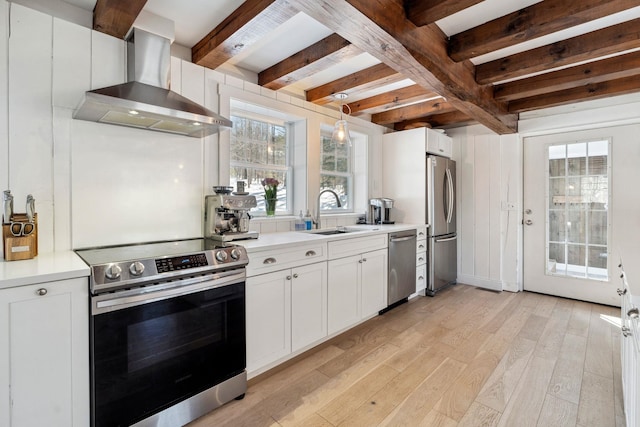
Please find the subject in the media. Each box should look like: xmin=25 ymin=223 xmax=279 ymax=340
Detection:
xmin=522 ymin=126 xmax=634 ymax=306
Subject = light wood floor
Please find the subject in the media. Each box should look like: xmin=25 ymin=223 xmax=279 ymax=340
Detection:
xmin=190 ymin=284 xmax=625 ymax=427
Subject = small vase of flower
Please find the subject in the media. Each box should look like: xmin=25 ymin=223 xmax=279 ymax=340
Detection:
xmin=262 ymin=177 xmax=279 ymax=216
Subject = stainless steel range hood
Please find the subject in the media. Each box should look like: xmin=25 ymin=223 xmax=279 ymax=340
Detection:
xmin=73 ymin=28 xmax=231 ymax=138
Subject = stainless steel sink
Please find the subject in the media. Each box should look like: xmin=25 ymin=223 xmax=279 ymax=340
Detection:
xmin=299 ymin=226 xmax=358 ymax=235
xmin=312 ymin=229 xmax=352 ymax=235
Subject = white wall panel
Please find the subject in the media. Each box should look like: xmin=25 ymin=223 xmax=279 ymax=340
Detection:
xmin=52 ymin=18 xmax=90 ymax=251
xmin=53 ymin=18 xmax=90 ymax=109
xmin=473 ymin=135 xmax=491 ymax=279
xmin=0 ymin=1 xmax=8 ymax=213
xmin=458 ymin=135 xmax=475 ymax=277
xmin=71 ymin=121 xmax=203 ymax=248
xmin=8 ymin=4 xmax=54 ymax=253
xmin=489 ymin=134 xmax=502 ymax=280
xmin=91 ymin=30 xmax=124 ymax=89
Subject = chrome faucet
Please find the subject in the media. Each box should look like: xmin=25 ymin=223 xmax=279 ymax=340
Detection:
xmin=315 ymin=189 xmax=342 ymax=229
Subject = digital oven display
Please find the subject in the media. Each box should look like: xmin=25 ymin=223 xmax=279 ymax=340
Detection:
xmin=155 ymin=253 xmax=209 ymax=273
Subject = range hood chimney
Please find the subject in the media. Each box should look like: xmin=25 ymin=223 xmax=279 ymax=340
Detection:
xmin=73 ymin=28 xmax=232 ymax=137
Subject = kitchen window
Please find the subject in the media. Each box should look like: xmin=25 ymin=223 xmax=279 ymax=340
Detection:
xmin=547 ymin=140 xmax=610 ymax=280
xmin=230 ymin=114 xmax=292 ymax=215
xmin=320 ymin=132 xmax=352 ymax=212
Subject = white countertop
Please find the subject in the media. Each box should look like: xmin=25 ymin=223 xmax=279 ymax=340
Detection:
xmin=0 ymin=251 xmax=90 ymax=290
xmin=236 ymin=223 xmax=420 ymax=252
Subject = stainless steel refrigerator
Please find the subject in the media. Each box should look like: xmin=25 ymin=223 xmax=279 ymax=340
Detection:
xmin=426 ymin=154 xmax=457 ymax=296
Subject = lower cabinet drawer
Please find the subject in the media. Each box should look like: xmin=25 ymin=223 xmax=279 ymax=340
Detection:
xmin=416 ymin=250 xmax=427 ymax=266
xmin=416 ymin=264 xmax=427 ymax=293
xmin=247 ymin=243 xmax=327 ymax=276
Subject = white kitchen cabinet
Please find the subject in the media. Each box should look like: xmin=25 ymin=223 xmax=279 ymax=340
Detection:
xmin=246 ymin=259 xmax=327 ymax=374
xmin=360 ymin=249 xmax=388 ymax=318
xmin=327 ymin=255 xmax=360 ymax=334
xmin=619 ymin=264 xmax=640 ymax=427
xmin=426 ymin=129 xmax=452 ymax=158
xmin=0 ymin=278 xmax=89 ymax=427
xmin=246 ymin=269 xmax=291 ymax=373
xmin=327 ymin=234 xmax=388 ymax=335
xmin=416 ymin=226 xmax=428 ymax=293
xmin=291 ymin=262 xmax=328 ymax=352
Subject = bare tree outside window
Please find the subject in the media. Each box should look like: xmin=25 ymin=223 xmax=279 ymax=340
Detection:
xmin=320 ymin=134 xmax=352 ymax=211
xmin=230 ymin=115 xmax=291 ymax=214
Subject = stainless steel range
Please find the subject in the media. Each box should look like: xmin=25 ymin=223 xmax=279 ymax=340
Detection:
xmin=76 ymin=239 xmax=248 ymax=427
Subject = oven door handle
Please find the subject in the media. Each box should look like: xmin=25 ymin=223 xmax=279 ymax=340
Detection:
xmin=92 ymin=270 xmax=245 ymax=315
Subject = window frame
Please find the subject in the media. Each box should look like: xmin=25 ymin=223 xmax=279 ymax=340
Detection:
xmin=319 ymin=130 xmax=354 ymax=213
xmin=229 ymin=110 xmax=293 ymax=216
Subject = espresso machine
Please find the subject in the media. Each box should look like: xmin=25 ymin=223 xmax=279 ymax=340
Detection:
xmin=369 ymin=198 xmax=395 ymax=224
xmin=205 ymin=187 xmax=258 ymax=241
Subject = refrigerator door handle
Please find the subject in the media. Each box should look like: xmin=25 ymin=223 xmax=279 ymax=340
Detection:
xmin=435 ymin=235 xmax=457 ymax=243
xmin=445 ymin=168 xmax=454 ymax=224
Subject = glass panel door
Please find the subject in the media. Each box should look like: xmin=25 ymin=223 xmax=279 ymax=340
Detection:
xmin=546 ymin=140 xmax=610 ymax=281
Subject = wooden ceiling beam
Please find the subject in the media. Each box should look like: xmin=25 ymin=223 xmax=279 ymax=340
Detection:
xmin=476 ymin=17 xmax=640 ymax=85
xmin=395 ymin=110 xmax=474 ymax=130
xmin=93 ymin=0 xmax=147 ymax=39
xmin=347 ymin=84 xmax=439 ymax=114
xmin=192 ymin=0 xmax=298 ymax=69
xmin=404 ymin=0 xmax=484 ymax=27
xmin=494 ymin=50 xmax=640 ymax=101
xmin=372 ymin=98 xmax=454 ymax=125
xmin=450 ymin=0 xmax=638 ymax=62
xmin=287 ymin=0 xmax=517 ymax=134
xmin=259 ymin=34 xmax=361 ymax=90
xmin=508 ymin=75 xmax=640 ymax=113
xmin=306 ymin=63 xmax=405 ymax=105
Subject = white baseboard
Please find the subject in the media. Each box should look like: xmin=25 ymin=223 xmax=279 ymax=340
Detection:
xmin=457 ymin=274 xmax=502 ymax=292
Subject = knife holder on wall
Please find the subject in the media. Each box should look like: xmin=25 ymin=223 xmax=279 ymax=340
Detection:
xmin=2 ymin=213 xmax=38 ymax=261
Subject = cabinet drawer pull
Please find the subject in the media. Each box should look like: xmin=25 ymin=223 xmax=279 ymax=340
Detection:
xmin=293 ymin=273 xmax=299 ymax=279
xmin=358 ymin=259 xmax=363 ymax=264
xmin=263 ymin=257 xmax=277 ymax=264
xmin=418 ymin=244 xmax=425 ymax=249
xmin=305 ymin=250 xmax=316 ymax=257
xmin=418 ymin=276 xmax=424 ymax=280
xmin=36 ymin=288 xmax=47 ymax=296
xmin=628 ymin=307 xmax=639 ymax=319
xmin=286 ymin=275 xmax=292 ymax=280
xmin=418 ymin=257 xmax=424 ymax=262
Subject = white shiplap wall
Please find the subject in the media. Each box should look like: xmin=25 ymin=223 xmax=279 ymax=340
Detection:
xmin=450 ymin=126 xmax=521 ymax=292
xmin=0 ymin=2 xmax=385 ymax=255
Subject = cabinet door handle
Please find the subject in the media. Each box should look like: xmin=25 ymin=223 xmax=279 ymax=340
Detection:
xmin=305 ymin=250 xmax=316 ymax=257
xmin=358 ymin=259 xmax=363 ymax=264
xmin=617 ymin=288 xmax=627 ymax=296
xmin=293 ymin=273 xmax=299 ymax=279
xmin=418 ymin=257 xmax=424 ymax=262
xmin=628 ymin=307 xmax=639 ymax=319
xmin=36 ymin=288 xmax=47 ymax=296
xmin=622 ymin=326 xmax=632 ymax=337
xmin=263 ymin=257 xmax=277 ymax=264
xmin=286 ymin=275 xmax=292 ymax=280
xmin=362 ymin=258 xmax=367 ymax=262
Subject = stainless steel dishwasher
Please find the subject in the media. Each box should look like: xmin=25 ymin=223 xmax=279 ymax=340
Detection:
xmin=384 ymin=229 xmax=417 ymax=312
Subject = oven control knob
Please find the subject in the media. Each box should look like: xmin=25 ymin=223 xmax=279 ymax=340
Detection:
xmin=230 ymin=248 xmax=243 ymax=260
xmin=129 ymin=261 xmax=145 ymax=276
xmin=105 ymin=264 xmax=122 ymax=280
xmin=215 ymin=250 xmax=228 ymax=262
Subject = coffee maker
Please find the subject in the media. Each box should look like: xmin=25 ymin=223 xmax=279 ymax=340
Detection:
xmin=369 ymin=198 xmax=395 ymax=224
xmin=205 ymin=188 xmax=258 ymax=241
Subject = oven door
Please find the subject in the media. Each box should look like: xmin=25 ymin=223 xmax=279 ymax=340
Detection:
xmin=90 ymin=271 xmax=246 ymax=427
